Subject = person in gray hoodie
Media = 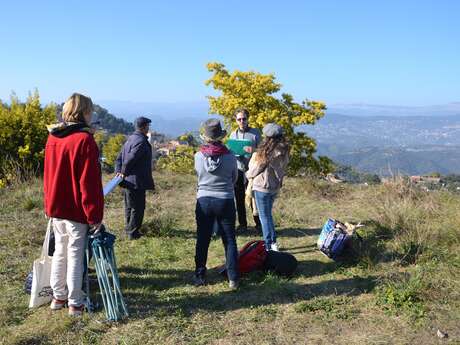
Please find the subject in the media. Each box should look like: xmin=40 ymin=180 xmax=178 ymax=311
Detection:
xmin=194 ymin=118 xmax=239 ymax=289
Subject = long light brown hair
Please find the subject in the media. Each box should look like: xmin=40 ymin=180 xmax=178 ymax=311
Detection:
xmin=255 ymin=135 xmax=290 ymax=166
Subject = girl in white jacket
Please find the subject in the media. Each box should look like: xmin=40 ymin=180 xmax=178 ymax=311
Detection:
xmin=246 ymin=123 xmax=290 ymax=251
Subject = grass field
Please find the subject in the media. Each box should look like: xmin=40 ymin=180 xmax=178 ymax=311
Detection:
xmin=0 ymin=172 xmax=459 ymax=344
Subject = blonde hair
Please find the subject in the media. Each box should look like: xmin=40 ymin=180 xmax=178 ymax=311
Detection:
xmin=62 ymin=93 xmax=93 ymax=123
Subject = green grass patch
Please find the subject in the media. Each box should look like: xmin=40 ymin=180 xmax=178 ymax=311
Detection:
xmin=294 ymin=295 xmax=359 ymax=320
xmin=375 ymin=271 xmax=427 ymax=322
xmin=0 ymin=172 xmax=459 ymax=344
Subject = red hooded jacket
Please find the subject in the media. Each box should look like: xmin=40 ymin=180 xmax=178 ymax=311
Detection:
xmin=43 ymin=123 xmax=104 ymax=225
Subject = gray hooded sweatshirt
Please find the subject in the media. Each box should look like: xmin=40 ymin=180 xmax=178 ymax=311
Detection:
xmin=194 ymin=151 xmax=238 ymax=199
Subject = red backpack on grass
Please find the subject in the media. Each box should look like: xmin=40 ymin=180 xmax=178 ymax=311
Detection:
xmin=218 ymin=240 xmax=268 ymax=275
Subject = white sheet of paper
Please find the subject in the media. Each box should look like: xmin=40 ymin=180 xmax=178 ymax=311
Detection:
xmin=103 ymin=176 xmax=123 ymax=196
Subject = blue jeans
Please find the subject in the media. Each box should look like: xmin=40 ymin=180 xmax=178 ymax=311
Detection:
xmin=195 ymin=197 xmax=239 ymax=281
xmin=254 ymin=191 xmax=278 ymax=249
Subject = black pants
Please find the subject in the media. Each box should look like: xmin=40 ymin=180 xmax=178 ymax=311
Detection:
xmin=124 ymin=188 xmax=146 ymax=235
xmin=234 ymin=170 xmax=261 ymax=229
xmin=195 ymin=197 xmax=238 ymax=281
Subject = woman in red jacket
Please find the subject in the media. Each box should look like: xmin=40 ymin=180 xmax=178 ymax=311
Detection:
xmin=43 ymin=93 xmax=104 ymax=316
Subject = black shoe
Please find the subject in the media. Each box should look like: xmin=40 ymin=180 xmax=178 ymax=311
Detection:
xmin=236 ymin=225 xmax=248 ymax=232
xmin=127 ymin=230 xmax=142 ymax=240
xmin=193 ymin=275 xmax=206 ymax=286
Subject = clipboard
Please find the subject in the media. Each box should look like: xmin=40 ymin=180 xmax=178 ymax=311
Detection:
xmin=226 ymin=138 xmax=252 ymax=157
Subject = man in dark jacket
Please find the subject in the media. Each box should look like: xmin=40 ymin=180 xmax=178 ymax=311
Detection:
xmin=115 ymin=116 xmax=155 ymax=240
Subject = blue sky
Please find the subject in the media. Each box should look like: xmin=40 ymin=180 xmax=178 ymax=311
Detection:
xmin=1 ymin=0 xmax=459 ymax=106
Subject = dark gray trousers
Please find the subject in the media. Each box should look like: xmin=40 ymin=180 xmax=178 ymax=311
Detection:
xmin=124 ymin=188 xmax=146 ymax=235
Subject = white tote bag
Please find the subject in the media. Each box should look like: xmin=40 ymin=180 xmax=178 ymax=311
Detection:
xmin=29 ymin=219 xmax=54 ymax=308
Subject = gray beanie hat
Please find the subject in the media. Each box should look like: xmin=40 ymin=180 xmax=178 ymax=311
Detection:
xmin=262 ymin=123 xmax=283 ymax=137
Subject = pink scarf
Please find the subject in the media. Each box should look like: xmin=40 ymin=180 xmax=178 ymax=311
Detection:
xmin=200 ymin=142 xmax=229 ymax=157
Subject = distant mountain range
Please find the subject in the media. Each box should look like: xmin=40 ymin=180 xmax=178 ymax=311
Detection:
xmin=96 ymin=100 xmax=460 ymax=175
xmin=328 ymin=102 xmax=460 ymax=117
xmin=302 ymin=113 xmax=460 ymax=175
xmin=97 ymin=100 xmax=460 ymax=134
xmin=97 ymin=100 xmax=212 ymax=137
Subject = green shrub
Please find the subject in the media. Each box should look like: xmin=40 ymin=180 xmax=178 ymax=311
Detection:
xmin=93 ymin=130 xmax=109 ymax=152
xmin=0 ymin=91 xmax=56 ymax=183
xmin=157 ymin=146 xmax=196 ymax=174
xmin=102 ymin=134 xmax=126 ymax=169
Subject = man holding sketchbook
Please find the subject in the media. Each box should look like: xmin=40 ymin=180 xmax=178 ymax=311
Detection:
xmin=115 ymin=116 xmax=155 ymax=240
xmin=229 ymin=108 xmax=262 ymax=232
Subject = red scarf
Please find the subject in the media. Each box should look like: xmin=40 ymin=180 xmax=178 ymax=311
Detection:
xmin=200 ymin=142 xmax=229 ymax=157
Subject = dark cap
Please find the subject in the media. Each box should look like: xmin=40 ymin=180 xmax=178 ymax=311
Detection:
xmin=200 ymin=118 xmax=227 ymax=142
xmin=134 ymin=116 xmax=152 ymax=129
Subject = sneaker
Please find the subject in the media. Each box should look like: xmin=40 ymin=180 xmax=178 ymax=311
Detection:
xmin=50 ymin=298 xmax=67 ymax=310
xmin=271 ymin=243 xmax=279 ymax=252
xmin=68 ymin=304 xmax=84 ymax=317
xmin=193 ymin=275 xmax=206 ymax=286
xmin=229 ymin=280 xmax=239 ymax=290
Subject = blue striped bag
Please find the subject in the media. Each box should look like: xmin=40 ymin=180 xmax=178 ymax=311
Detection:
xmin=317 ymin=218 xmax=350 ymax=260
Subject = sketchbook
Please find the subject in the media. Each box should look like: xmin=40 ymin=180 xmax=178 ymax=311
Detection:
xmin=103 ymin=176 xmax=123 ymax=196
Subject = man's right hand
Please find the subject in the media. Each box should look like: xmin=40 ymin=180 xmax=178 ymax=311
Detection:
xmin=116 ymin=172 xmax=125 ymax=179
xmin=243 ymin=146 xmax=253 ymax=153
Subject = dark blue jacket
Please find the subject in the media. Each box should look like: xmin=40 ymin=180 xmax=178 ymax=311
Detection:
xmin=115 ymin=131 xmax=154 ymax=190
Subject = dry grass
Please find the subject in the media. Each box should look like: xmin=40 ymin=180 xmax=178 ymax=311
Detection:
xmin=0 ymin=172 xmax=459 ymax=344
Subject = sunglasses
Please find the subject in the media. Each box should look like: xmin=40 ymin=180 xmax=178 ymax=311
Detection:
xmin=236 ymin=117 xmax=247 ymax=122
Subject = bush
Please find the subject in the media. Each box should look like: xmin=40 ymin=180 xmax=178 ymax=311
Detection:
xmin=102 ymin=134 xmax=126 ymax=169
xmin=93 ymin=131 xmax=109 ymax=152
xmin=157 ymin=146 xmax=196 ymax=174
xmin=0 ymin=91 xmax=56 ymax=184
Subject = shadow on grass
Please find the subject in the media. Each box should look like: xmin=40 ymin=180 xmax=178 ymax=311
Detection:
xmin=142 ymin=227 xmax=195 ymax=239
xmin=118 ymin=260 xmax=376 ymax=319
xmin=296 ymin=259 xmax=341 ymax=277
xmin=283 ymin=243 xmax=317 ymax=255
xmin=277 ymin=227 xmax=321 ymax=238
xmin=119 ymin=266 xmax=189 ymax=292
xmin=127 ymin=273 xmax=376 ymax=318
xmin=118 ymin=266 xmax=193 ymax=316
